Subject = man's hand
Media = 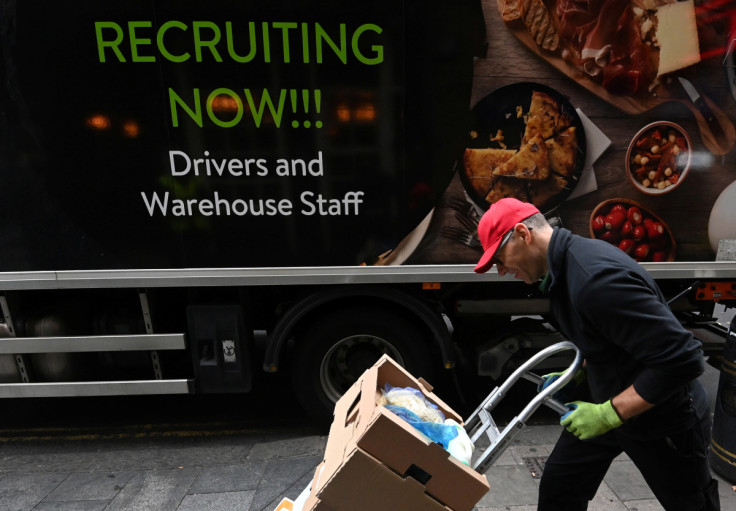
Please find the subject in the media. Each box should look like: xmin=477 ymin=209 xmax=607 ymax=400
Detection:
xmin=538 ymin=369 xmax=586 ymax=402
xmin=560 ymin=400 xmax=623 ymax=440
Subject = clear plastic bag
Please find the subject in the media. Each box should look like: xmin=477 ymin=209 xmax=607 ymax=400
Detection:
xmin=382 ymin=384 xmax=445 ymax=423
xmin=382 ymin=384 xmax=476 ymax=465
xmin=384 ymin=404 xmax=459 ymax=450
xmin=444 ymin=419 xmax=474 ymax=466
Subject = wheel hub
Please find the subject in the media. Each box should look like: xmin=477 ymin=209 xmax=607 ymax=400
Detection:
xmin=319 ymin=334 xmax=404 ymax=403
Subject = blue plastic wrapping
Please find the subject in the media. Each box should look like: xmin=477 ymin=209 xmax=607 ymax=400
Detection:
xmin=383 ymin=404 xmax=459 ymax=449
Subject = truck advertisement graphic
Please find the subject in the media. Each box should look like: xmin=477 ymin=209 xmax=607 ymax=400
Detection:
xmin=0 ymin=1 xmax=734 ymax=423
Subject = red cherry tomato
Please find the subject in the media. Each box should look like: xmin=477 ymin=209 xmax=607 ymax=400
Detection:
xmin=611 ymin=204 xmax=627 ymax=215
xmin=632 ymin=225 xmax=647 ymax=241
xmin=627 ymin=207 xmax=643 ymax=225
xmin=621 ymin=221 xmax=634 ymax=238
xmin=634 ymin=243 xmax=650 ymax=260
xmin=605 ymin=211 xmax=626 ymax=231
xmin=601 ymin=230 xmax=621 ymax=244
xmin=646 ymin=222 xmax=664 ymax=240
xmin=618 ymin=238 xmax=635 ymax=255
xmin=592 ymin=215 xmax=606 ymax=233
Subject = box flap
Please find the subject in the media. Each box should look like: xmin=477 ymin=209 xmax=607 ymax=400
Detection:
xmin=318 ymin=401 xmax=361 ymax=496
xmin=359 ymin=407 xmax=490 ymax=510
xmin=417 ymin=376 xmax=433 ymax=393
xmin=317 ymin=445 xmax=451 ymax=511
xmin=303 ymin=491 xmax=334 ymax=511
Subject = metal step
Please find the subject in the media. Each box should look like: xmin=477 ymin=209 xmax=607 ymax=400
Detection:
xmin=0 ymin=379 xmax=192 ymax=397
xmin=0 ymin=333 xmax=186 ymax=354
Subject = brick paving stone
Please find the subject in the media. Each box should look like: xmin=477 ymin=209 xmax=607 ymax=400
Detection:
xmin=0 ymin=472 xmax=68 ymax=510
xmin=250 ymin=454 xmax=322 ymax=511
xmin=104 ymin=468 xmax=198 ymax=511
xmin=44 ymin=471 xmax=135 ymax=502
xmin=33 ymin=501 xmax=111 ymax=511
xmin=475 ymin=465 xmax=540 ymax=508
xmin=188 ymin=460 xmax=266 ymax=494
xmin=604 ymin=460 xmax=657 ymax=502
xmin=177 ymin=490 xmax=255 ymax=511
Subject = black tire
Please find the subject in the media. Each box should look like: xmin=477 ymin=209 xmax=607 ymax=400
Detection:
xmin=291 ymin=307 xmax=434 ymax=425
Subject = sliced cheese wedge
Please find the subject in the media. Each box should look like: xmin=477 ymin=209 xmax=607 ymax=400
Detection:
xmin=656 ymin=0 xmax=700 ymax=76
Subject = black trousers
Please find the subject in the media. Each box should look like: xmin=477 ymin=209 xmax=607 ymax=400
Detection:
xmin=538 ymin=415 xmax=720 ymax=511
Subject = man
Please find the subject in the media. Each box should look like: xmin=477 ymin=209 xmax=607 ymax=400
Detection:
xmin=474 ymin=198 xmax=720 ymax=510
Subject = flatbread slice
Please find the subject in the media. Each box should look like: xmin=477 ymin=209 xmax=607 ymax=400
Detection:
xmin=527 ymin=174 xmax=569 ymax=211
xmin=463 ymin=147 xmax=516 ymax=196
xmin=466 ymin=175 xmax=498 ymax=198
xmin=556 ymin=110 xmax=572 ymax=134
xmin=493 ymin=134 xmax=550 ymax=180
xmin=521 ymin=0 xmax=559 ymax=51
xmin=502 ymin=0 xmax=522 ymax=21
xmin=463 ymin=147 xmax=517 ymax=177
xmin=485 ymin=176 xmax=530 ymax=204
xmin=545 ymin=126 xmax=578 ymax=178
xmin=522 ymin=90 xmax=561 ymax=144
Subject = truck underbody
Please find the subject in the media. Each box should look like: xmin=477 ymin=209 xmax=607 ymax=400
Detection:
xmin=1 ymin=263 xmax=733 ymax=423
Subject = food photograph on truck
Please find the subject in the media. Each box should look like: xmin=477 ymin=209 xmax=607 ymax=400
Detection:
xmin=391 ymin=0 xmax=736 ymax=268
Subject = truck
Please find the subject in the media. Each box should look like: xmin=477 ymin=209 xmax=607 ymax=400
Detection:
xmin=1 ymin=0 xmax=735 ymax=424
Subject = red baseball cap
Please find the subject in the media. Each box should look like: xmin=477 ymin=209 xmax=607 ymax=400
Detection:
xmin=474 ymin=198 xmax=540 ymax=273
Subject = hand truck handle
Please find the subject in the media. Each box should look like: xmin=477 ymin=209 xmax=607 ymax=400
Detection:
xmin=520 ymin=372 xmax=572 ymax=415
xmin=512 ymin=341 xmax=582 ymax=422
xmin=465 ymin=341 xmax=582 ymax=473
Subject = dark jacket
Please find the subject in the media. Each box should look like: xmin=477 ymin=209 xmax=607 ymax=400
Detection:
xmin=546 ymin=228 xmax=707 ymax=438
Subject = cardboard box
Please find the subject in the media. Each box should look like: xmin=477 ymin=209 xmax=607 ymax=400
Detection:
xmin=317 ymin=445 xmax=453 ymax=510
xmin=306 ymin=454 xmax=438 ymax=510
xmin=314 ymin=355 xmax=490 ymax=511
xmin=302 ymin=463 xmax=334 ymax=511
xmin=302 ymin=491 xmax=328 ymax=511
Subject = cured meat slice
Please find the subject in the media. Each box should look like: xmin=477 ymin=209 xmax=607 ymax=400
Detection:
xmin=555 ymin=0 xmax=655 ymax=95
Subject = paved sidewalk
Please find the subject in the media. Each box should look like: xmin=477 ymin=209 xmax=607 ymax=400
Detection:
xmin=475 ymin=425 xmax=736 ymax=511
xmin=0 ymin=423 xmax=733 ymax=511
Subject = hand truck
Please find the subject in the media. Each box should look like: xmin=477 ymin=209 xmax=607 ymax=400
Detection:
xmin=274 ymin=340 xmax=582 ymax=511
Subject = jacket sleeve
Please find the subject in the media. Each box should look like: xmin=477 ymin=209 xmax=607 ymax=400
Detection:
xmin=573 ymin=267 xmax=704 ymax=405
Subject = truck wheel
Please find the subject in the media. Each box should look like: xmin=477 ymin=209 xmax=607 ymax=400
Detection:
xmin=291 ymin=308 xmax=434 ymax=425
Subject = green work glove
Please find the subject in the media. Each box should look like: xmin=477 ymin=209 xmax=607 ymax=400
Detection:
xmin=538 ymin=369 xmax=586 ymax=402
xmin=560 ymin=400 xmax=623 ymax=440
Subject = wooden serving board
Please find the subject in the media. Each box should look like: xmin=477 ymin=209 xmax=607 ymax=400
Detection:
xmin=496 ymin=0 xmax=736 ymax=155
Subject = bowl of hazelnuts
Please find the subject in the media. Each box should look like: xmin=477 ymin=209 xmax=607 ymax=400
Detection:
xmin=625 ymin=121 xmax=692 ymax=195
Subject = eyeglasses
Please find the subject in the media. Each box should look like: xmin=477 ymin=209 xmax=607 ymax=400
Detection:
xmin=490 ymin=228 xmax=515 ymax=266
xmin=491 ymin=226 xmax=532 ymax=266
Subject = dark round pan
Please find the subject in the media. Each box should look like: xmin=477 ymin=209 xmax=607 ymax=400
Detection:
xmin=459 ymin=81 xmax=587 ymax=212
